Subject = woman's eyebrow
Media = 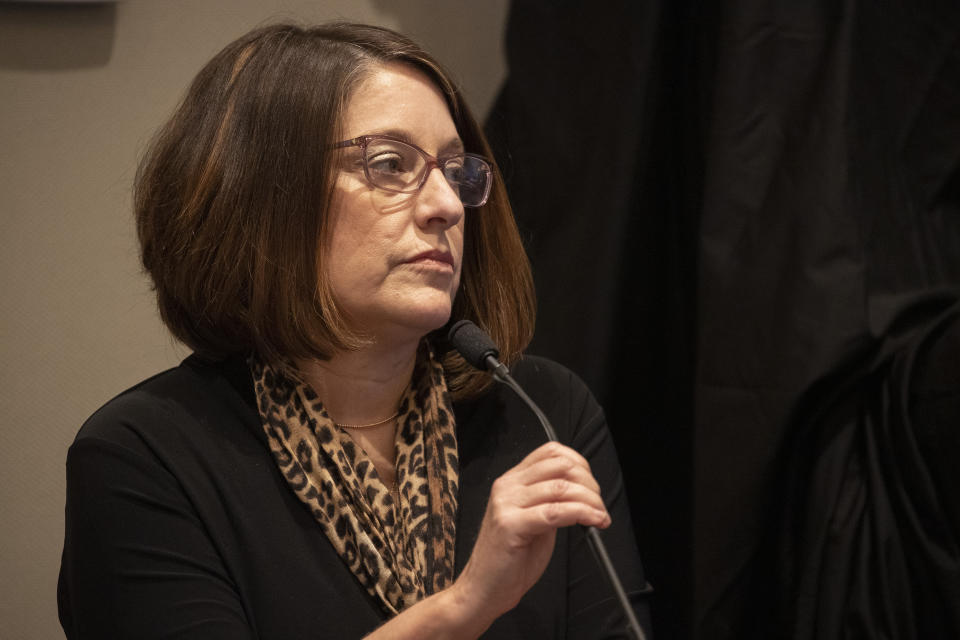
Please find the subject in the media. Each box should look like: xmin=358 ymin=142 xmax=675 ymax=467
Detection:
xmin=439 ymin=138 xmax=465 ymax=155
xmin=364 ymin=128 xmax=415 ymax=143
xmin=362 ymin=129 xmax=464 ymax=154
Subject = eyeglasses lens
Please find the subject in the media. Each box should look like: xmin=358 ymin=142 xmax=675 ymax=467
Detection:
xmin=447 ymin=157 xmax=490 ymax=208
xmin=363 ymin=139 xmax=490 ymax=207
xmin=364 ymin=139 xmax=423 ymax=192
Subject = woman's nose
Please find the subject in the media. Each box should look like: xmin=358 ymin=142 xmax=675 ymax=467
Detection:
xmin=414 ymin=166 xmax=465 ymax=229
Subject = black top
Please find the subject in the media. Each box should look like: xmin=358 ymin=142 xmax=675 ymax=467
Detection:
xmin=58 ymin=354 xmax=652 ymax=639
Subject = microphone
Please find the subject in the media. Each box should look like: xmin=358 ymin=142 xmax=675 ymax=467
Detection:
xmin=447 ymin=320 xmax=647 ymax=640
xmin=447 ymin=320 xmax=558 ymax=441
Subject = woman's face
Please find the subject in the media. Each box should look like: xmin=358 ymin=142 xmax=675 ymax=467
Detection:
xmin=327 ymin=62 xmax=465 ymax=345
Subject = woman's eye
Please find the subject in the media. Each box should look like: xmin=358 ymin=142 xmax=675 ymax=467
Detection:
xmin=367 ymin=153 xmax=407 ymax=175
xmin=443 ymin=158 xmax=466 ymax=182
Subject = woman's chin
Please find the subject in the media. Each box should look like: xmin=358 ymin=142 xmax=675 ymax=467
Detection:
xmin=402 ymin=303 xmax=454 ymax=335
xmin=360 ymin=301 xmax=454 ymax=344
xmin=397 ymin=289 xmax=456 ymax=328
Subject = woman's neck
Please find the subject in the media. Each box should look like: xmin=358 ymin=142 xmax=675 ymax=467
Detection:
xmin=295 ymin=338 xmax=419 ymax=426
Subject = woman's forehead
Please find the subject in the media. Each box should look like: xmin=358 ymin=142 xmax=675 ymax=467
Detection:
xmin=341 ymin=62 xmax=460 ymax=152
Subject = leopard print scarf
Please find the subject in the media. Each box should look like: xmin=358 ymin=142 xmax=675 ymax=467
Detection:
xmin=250 ymin=342 xmax=459 ymax=615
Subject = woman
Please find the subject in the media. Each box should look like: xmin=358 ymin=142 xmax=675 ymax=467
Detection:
xmin=58 ymin=23 xmax=652 ymax=639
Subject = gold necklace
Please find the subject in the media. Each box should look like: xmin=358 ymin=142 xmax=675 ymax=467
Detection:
xmin=334 ymin=411 xmax=400 ymax=429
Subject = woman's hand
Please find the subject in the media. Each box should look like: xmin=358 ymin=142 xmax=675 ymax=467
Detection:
xmin=364 ymin=441 xmax=611 ymax=639
xmin=450 ymin=441 xmax=612 ymax=624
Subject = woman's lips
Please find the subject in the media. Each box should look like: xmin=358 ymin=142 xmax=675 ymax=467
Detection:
xmin=406 ymin=249 xmax=455 ymax=270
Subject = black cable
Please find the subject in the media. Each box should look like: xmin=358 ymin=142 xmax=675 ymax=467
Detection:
xmin=448 ymin=320 xmax=648 ymax=640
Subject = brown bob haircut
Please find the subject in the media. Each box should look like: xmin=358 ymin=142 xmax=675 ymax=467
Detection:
xmin=135 ymin=22 xmax=535 ymax=399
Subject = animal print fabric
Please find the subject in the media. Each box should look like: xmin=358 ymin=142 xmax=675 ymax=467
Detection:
xmin=250 ymin=342 xmax=459 ymax=615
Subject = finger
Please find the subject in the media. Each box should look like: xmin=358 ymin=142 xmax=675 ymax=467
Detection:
xmin=512 ymin=455 xmax=602 ymax=495
xmin=517 ymin=441 xmax=591 ymax=473
xmin=514 ymin=477 xmax=608 ymax=513
xmin=505 ymin=501 xmax=611 ymax=537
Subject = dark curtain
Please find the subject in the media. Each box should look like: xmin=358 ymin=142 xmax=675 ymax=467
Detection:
xmin=484 ymin=1 xmax=960 ymax=639
xmin=757 ymin=292 xmax=960 ymax=640
xmin=486 ymin=3 xmax=698 ymax=637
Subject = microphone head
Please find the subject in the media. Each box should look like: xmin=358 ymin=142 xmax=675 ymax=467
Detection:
xmin=447 ymin=320 xmax=500 ymax=370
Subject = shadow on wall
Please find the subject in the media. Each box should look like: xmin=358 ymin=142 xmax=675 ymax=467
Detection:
xmin=0 ymin=2 xmax=116 ymax=70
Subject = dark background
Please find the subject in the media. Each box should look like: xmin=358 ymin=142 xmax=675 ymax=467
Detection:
xmin=485 ymin=1 xmax=960 ymax=638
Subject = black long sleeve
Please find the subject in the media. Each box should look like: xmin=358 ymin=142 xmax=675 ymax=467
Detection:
xmin=59 ymin=354 xmax=652 ymax=639
xmin=60 ymin=435 xmax=254 ymax=639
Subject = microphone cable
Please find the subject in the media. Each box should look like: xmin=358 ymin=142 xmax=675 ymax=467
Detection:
xmin=447 ymin=320 xmax=648 ymax=640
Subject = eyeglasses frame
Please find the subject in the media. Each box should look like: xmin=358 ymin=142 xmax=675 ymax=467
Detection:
xmin=332 ymin=134 xmax=493 ymax=208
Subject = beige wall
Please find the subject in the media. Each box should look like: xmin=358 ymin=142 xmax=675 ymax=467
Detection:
xmin=0 ymin=2 xmax=507 ymax=637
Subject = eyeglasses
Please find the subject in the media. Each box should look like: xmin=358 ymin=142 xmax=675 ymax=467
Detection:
xmin=333 ymin=135 xmax=493 ymax=208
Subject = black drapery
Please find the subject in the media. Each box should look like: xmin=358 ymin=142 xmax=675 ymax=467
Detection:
xmin=759 ymin=292 xmax=960 ymax=640
xmin=485 ymin=1 xmax=960 ymax=638
xmin=485 ymin=3 xmax=697 ymax=637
